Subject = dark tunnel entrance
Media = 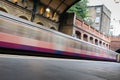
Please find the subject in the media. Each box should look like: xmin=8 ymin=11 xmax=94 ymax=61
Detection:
xmin=116 ymin=49 xmax=120 ymax=53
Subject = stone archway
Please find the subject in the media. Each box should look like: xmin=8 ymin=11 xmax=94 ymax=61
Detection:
xmin=95 ymin=39 xmax=98 ymax=45
xmin=99 ymin=41 xmax=102 ymax=46
xmin=75 ymin=31 xmax=81 ymax=39
xmin=0 ymin=7 xmax=8 ymax=13
xmin=116 ymin=49 xmax=120 ymax=53
xmin=90 ymin=37 xmax=93 ymax=43
xmin=83 ymin=34 xmax=88 ymax=41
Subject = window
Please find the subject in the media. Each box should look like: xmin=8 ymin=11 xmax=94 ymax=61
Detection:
xmin=19 ymin=16 xmax=28 ymax=20
xmin=96 ymin=7 xmax=101 ymax=13
xmin=50 ymin=27 xmax=56 ymax=30
xmin=95 ymin=17 xmax=100 ymax=23
xmin=95 ymin=26 xmax=100 ymax=30
xmin=37 ymin=22 xmax=44 ymax=26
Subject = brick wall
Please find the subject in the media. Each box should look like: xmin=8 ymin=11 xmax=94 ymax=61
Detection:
xmin=0 ymin=0 xmax=59 ymax=30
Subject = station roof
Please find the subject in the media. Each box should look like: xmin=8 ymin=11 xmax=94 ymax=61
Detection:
xmin=39 ymin=0 xmax=80 ymax=14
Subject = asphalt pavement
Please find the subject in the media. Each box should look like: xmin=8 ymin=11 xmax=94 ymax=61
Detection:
xmin=0 ymin=54 xmax=120 ymax=80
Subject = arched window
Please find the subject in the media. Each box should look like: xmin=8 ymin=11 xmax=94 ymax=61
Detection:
xmin=39 ymin=6 xmax=45 ymax=15
xmin=103 ymin=42 xmax=105 ymax=47
xmin=37 ymin=22 xmax=44 ymax=26
xmin=106 ymin=44 xmax=108 ymax=48
xmin=50 ymin=27 xmax=56 ymax=30
xmin=75 ymin=31 xmax=81 ymax=39
xmin=0 ymin=7 xmax=8 ymax=13
xmin=95 ymin=39 xmax=98 ymax=45
xmin=19 ymin=16 xmax=28 ymax=20
xmin=83 ymin=34 xmax=88 ymax=41
xmin=99 ymin=41 xmax=102 ymax=46
xmin=90 ymin=37 xmax=93 ymax=43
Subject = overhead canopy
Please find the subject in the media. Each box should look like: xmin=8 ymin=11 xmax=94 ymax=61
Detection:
xmin=39 ymin=0 xmax=80 ymax=14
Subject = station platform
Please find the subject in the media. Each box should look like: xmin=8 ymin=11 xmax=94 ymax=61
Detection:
xmin=0 ymin=54 xmax=120 ymax=80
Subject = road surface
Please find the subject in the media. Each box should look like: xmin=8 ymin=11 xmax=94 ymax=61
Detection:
xmin=0 ymin=54 xmax=120 ymax=80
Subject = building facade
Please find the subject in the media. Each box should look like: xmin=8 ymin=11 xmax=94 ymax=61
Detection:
xmin=88 ymin=5 xmax=111 ymax=36
xmin=0 ymin=0 xmax=60 ymax=30
xmin=60 ymin=13 xmax=111 ymax=49
xmin=110 ymin=36 xmax=120 ymax=52
xmin=0 ymin=0 xmax=111 ymax=49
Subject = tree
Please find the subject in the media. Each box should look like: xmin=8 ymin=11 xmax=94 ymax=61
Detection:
xmin=67 ymin=0 xmax=88 ymax=20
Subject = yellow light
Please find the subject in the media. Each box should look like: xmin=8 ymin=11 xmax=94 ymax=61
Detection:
xmin=46 ymin=8 xmax=50 ymax=12
xmin=46 ymin=11 xmax=50 ymax=18
xmin=39 ymin=7 xmax=44 ymax=14
xmin=13 ymin=0 xmax=19 ymax=3
xmin=52 ymin=12 xmax=57 ymax=20
xmin=45 ymin=8 xmax=51 ymax=18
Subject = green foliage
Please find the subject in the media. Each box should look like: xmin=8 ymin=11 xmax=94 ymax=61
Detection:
xmin=67 ymin=0 xmax=88 ymax=19
xmin=84 ymin=18 xmax=94 ymax=26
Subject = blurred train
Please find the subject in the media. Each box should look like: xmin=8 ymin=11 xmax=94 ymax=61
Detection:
xmin=0 ymin=11 xmax=120 ymax=62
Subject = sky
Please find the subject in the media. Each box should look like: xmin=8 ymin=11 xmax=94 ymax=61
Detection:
xmin=87 ymin=0 xmax=120 ymax=36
